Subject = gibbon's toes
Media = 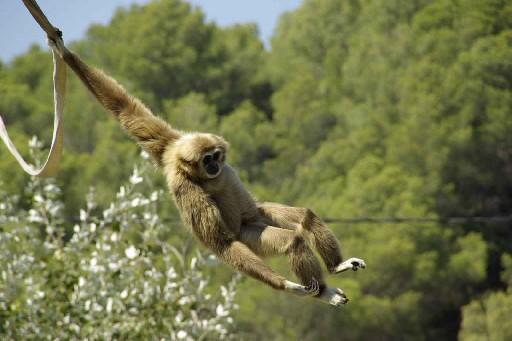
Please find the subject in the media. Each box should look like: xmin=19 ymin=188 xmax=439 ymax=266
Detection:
xmin=333 ymin=257 xmax=367 ymax=274
xmin=331 ymin=288 xmax=349 ymax=306
xmin=318 ymin=287 xmax=349 ymax=306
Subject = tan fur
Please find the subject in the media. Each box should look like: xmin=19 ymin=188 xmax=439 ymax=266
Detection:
xmin=62 ymin=50 xmax=180 ymax=165
xmin=57 ymin=43 xmax=357 ymax=302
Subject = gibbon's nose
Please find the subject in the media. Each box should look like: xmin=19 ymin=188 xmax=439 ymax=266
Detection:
xmin=206 ymin=163 xmax=219 ymax=175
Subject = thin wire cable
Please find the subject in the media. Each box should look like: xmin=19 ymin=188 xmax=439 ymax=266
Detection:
xmin=323 ymin=215 xmax=512 ymax=224
xmin=153 ymin=215 xmax=512 ymax=226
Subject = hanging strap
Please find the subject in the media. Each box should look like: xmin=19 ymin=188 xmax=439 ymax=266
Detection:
xmin=0 ymin=0 xmax=66 ymax=177
xmin=0 ymin=49 xmax=66 ymax=177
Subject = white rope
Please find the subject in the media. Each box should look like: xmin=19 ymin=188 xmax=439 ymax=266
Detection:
xmin=0 ymin=45 xmax=66 ymax=177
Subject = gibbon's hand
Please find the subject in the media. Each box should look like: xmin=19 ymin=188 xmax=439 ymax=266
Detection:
xmin=333 ymin=257 xmax=367 ymax=274
xmin=46 ymin=35 xmax=66 ymax=58
xmin=284 ymin=278 xmax=320 ymax=296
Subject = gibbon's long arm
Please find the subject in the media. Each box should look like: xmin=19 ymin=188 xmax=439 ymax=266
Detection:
xmin=49 ymin=38 xmax=180 ymax=165
xmin=174 ymin=179 xmax=289 ymax=290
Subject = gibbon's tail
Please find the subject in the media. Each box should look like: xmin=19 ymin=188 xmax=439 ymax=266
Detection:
xmin=56 ymin=41 xmax=181 ymax=165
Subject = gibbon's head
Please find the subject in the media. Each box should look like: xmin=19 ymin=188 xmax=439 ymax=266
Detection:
xmin=172 ymin=133 xmax=229 ymax=180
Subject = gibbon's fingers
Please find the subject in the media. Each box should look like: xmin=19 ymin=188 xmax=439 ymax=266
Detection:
xmin=333 ymin=257 xmax=366 ymax=274
xmin=305 ymin=277 xmax=321 ymax=296
xmin=47 ymin=35 xmax=67 ymax=58
xmin=284 ymin=278 xmax=320 ymax=296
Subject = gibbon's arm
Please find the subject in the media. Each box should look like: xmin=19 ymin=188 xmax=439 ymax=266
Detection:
xmin=174 ymin=179 xmax=289 ymax=290
xmin=49 ymin=38 xmax=180 ymax=165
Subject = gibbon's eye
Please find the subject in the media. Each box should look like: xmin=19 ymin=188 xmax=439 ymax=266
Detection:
xmin=213 ymin=150 xmax=222 ymax=161
xmin=203 ymin=154 xmax=213 ymax=165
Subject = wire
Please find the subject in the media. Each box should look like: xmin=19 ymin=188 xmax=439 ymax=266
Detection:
xmin=154 ymin=215 xmax=512 ymax=226
xmin=322 ymin=215 xmax=512 ymax=225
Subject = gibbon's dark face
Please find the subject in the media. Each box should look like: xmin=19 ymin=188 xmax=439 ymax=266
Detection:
xmin=174 ymin=133 xmax=229 ymax=180
xmin=200 ymin=147 xmax=226 ymax=179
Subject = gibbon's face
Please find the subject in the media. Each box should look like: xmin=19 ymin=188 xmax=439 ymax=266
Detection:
xmin=199 ymin=146 xmax=226 ymax=179
xmin=175 ymin=133 xmax=228 ymax=180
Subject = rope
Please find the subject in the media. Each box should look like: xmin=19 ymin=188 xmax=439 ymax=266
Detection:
xmin=0 ymin=0 xmax=66 ymax=177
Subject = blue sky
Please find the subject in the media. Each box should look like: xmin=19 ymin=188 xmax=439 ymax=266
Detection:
xmin=0 ymin=0 xmax=302 ymax=63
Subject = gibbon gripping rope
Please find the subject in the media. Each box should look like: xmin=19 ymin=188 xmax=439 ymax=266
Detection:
xmin=0 ymin=0 xmax=65 ymax=177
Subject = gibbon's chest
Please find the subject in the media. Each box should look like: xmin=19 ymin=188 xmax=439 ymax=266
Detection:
xmin=206 ymin=165 xmax=259 ymax=231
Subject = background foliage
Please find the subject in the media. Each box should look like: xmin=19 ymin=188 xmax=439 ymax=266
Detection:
xmin=1 ymin=0 xmax=511 ymax=339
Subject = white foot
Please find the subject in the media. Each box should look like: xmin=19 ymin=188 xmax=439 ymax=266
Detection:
xmin=284 ymin=278 xmax=320 ymax=296
xmin=333 ymin=257 xmax=366 ymax=273
xmin=317 ymin=286 xmax=349 ymax=306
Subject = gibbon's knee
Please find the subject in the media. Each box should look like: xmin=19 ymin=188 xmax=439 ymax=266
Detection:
xmin=301 ymin=208 xmax=322 ymax=231
xmin=298 ymin=208 xmax=328 ymax=240
xmin=300 ymin=208 xmax=343 ymax=271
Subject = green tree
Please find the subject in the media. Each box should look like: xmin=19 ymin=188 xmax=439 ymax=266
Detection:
xmin=459 ymin=254 xmax=512 ymax=341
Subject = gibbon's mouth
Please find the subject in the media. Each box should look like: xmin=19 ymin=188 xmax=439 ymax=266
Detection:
xmin=205 ymin=163 xmax=221 ymax=177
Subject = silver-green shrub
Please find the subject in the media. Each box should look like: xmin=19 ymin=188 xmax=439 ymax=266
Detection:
xmin=0 ymin=140 xmax=238 ymax=340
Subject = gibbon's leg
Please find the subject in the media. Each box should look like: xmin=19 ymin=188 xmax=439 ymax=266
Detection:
xmin=240 ymin=223 xmax=323 ymax=285
xmin=240 ymin=222 xmax=349 ymax=306
xmin=257 ymin=203 xmax=366 ymax=273
xmin=221 ymin=240 xmax=321 ymax=297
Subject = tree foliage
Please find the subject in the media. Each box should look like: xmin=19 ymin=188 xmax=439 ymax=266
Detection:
xmin=1 ymin=0 xmax=511 ymax=339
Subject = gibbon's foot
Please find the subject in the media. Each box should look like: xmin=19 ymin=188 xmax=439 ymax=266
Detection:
xmin=332 ymin=257 xmax=366 ymax=274
xmin=284 ymin=278 xmax=320 ymax=297
xmin=317 ymin=287 xmax=349 ymax=306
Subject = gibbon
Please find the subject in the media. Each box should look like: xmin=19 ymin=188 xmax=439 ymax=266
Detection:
xmin=48 ymin=37 xmax=365 ymax=306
